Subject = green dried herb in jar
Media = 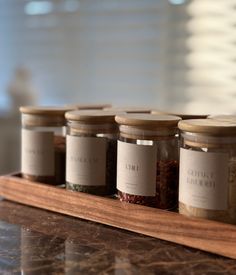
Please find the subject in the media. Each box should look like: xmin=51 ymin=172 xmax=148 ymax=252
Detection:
xmin=65 ymin=110 xmax=122 ymax=196
xmin=115 ymin=114 xmax=181 ymax=210
xmin=20 ymin=106 xmax=72 ymax=185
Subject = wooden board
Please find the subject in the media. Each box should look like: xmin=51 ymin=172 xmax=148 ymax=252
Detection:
xmin=0 ymin=173 xmax=236 ymax=259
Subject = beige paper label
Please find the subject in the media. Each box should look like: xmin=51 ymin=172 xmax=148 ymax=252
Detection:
xmin=117 ymin=141 xmax=157 ymax=196
xmin=66 ymin=136 xmax=107 ymax=186
xmin=179 ymin=148 xmax=229 ymax=210
xmin=21 ymin=129 xmax=54 ymax=176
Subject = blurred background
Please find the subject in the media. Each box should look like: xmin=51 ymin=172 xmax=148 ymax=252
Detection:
xmin=0 ymin=0 xmax=235 ymax=173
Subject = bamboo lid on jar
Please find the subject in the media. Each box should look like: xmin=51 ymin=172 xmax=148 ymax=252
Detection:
xmin=152 ymin=110 xmax=208 ymax=120
xmin=20 ymin=106 xmax=72 ymax=116
xmin=208 ymin=115 xmax=236 ymax=123
xmin=20 ymin=106 xmax=74 ymax=127
xmin=104 ymin=106 xmax=151 ymax=113
xmin=67 ymin=103 xmax=112 ymax=110
xmin=178 ymin=119 xmax=236 ymax=136
xmin=65 ymin=110 xmax=124 ymax=124
xmin=115 ymin=114 xmax=181 ymax=128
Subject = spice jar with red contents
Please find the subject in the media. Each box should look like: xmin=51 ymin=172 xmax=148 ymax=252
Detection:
xmin=65 ymin=110 xmax=122 ymax=196
xmin=115 ymin=114 xmax=181 ymax=209
xmin=20 ymin=106 xmax=72 ymax=185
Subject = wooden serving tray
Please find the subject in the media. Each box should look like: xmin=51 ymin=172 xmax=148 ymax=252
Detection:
xmin=0 ymin=173 xmax=236 ymax=259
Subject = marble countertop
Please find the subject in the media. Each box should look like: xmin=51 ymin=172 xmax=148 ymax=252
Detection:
xmin=0 ymin=199 xmax=236 ymax=274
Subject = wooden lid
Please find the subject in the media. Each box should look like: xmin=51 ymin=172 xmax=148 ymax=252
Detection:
xmin=20 ymin=106 xmax=72 ymax=116
xmin=178 ymin=119 xmax=236 ymax=136
xmin=209 ymin=115 xmax=236 ymax=123
xmin=65 ymin=110 xmax=124 ymax=123
xmin=67 ymin=103 xmax=112 ymax=110
xmin=152 ymin=110 xmax=208 ymax=120
xmin=104 ymin=106 xmax=151 ymax=113
xmin=115 ymin=114 xmax=181 ymax=128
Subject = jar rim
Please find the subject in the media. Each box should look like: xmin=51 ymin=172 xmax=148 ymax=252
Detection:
xmin=119 ymin=125 xmax=178 ymax=139
xmin=21 ymin=113 xmax=66 ymax=127
xmin=69 ymin=121 xmax=118 ymax=133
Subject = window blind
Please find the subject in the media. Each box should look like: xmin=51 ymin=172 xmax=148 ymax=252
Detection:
xmin=0 ymin=0 xmax=188 ymax=110
xmin=186 ymin=0 xmax=236 ymax=114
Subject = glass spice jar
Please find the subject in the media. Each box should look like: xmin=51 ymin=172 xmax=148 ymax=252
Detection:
xmin=65 ymin=110 xmax=121 ymax=196
xmin=20 ymin=106 xmax=72 ymax=185
xmin=115 ymin=114 xmax=181 ymax=209
xmin=178 ymin=119 xmax=236 ymax=224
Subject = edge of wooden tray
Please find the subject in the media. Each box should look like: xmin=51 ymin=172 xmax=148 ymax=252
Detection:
xmin=0 ymin=173 xmax=236 ymax=259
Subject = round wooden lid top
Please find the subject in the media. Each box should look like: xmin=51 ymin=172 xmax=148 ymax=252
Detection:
xmin=67 ymin=103 xmax=112 ymax=110
xmin=20 ymin=106 xmax=73 ymax=116
xmin=65 ymin=110 xmax=125 ymax=123
xmin=104 ymin=106 xmax=151 ymax=113
xmin=178 ymin=119 xmax=236 ymax=136
xmin=152 ymin=110 xmax=208 ymax=120
xmin=115 ymin=114 xmax=181 ymax=128
xmin=209 ymin=115 xmax=236 ymax=123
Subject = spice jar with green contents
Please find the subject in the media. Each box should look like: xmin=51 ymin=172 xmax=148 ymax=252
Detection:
xmin=65 ymin=110 xmax=121 ymax=195
xmin=20 ymin=106 xmax=72 ymax=185
xmin=115 ymin=114 xmax=181 ymax=209
xmin=178 ymin=119 xmax=236 ymax=224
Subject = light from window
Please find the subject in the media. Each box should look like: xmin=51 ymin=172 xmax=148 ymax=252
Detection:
xmin=169 ymin=0 xmax=186 ymax=5
xmin=24 ymin=1 xmax=53 ymax=15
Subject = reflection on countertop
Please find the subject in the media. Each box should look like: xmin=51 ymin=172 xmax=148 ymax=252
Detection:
xmin=0 ymin=199 xmax=235 ymax=275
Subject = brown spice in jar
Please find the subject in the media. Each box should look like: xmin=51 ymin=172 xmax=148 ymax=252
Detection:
xmin=118 ymin=160 xmax=179 ymax=209
xmin=22 ymin=135 xmax=66 ymax=185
